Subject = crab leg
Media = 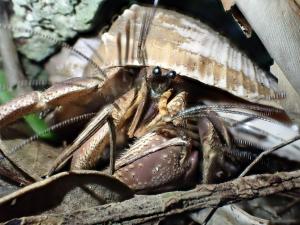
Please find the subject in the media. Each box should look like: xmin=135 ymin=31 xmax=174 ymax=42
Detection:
xmin=0 ymin=67 xmax=135 ymax=128
xmin=0 ymin=78 xmax=102 ymax=127
xmin=72 ymin=80 xmax=148 ymax=169
xmin=198 ymin=111 xmax=244 ymax=184
xmin=46 ymin=104 xmax=114 ymax=175
xmin=47 ymin=80 xmax=149 ymax=173
xmin=107 ymin=115 xmax=116 ymax=175
xmin=127 ymin=78 xmax=149 ymax=138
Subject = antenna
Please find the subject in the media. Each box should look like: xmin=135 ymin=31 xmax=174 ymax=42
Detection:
xmin=0 ymin=113 xmax=96 ymax=161
xmin=137 ymin=0 xmax=160 ymax=65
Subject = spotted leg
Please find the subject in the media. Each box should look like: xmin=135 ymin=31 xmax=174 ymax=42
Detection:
xmin=114 ymin=130 xmax=199 ymax=193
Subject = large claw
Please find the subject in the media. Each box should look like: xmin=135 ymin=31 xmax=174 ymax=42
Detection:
xmin=0 ymin=78 xmax=101 ymax=127
xmin=0 ymin=67 xmax=135 ymax=128
xmin=114 ymin=131 xmax=198 ymax=193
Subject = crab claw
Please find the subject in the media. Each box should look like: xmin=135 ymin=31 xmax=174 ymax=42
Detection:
xmin=114 ymin=131 xmax=198 ymax=193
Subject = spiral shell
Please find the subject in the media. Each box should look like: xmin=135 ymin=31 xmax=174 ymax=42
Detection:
xmin=86 ymin=4 xmax=280 ymax=107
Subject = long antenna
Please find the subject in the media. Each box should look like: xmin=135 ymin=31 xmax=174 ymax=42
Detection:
xmin=0 ymin=113 xmax=96 ymax=161
xmin=137 ymin=0 xmax=159 ymax=65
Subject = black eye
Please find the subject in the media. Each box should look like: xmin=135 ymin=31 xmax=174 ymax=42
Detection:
xmin=166 ymin=70 xmax=176 ymax=79
xmin=152 ymin=66 xmax=162 ymax=77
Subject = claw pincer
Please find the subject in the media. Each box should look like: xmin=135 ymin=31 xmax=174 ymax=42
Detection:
xmin=114 ymin=132 xmax=198 ymax=193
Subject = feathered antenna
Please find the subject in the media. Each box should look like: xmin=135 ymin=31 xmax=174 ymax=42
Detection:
xmin=0 ymin=112 xmax=96 ymax=161
xmin=222 ymin=146 xmax=272 ymax=170
xmin=0 ymin=24 xmax=107 ymax=80
xmin=175 ymin=103 xmax=282 ymax=117
xmin=233 ymin=138 xmax=268 ymax=151
xmin=230 ymin=116 xmax=257 ymax=127
xmin=137 ymin=0 xmax=159 ymax=65
xmin=173 ymin=107 xmax=276 ymax=124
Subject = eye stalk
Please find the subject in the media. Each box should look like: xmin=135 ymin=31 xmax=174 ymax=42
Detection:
xmin=166 ymin=70 xmax=176 ymax=79
xmin=149 ymin=66 xmax=177 ymax=97
xmin=152 ymin=66 xmax=162 ymax=77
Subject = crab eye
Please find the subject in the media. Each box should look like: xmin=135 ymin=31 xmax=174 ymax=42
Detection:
xmin=152 ymin=66 xmax=162 ymax=77
xmin=166 ymin=70 xmax=176 ymax=79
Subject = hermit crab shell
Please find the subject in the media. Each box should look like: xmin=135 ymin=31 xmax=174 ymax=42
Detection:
xmin=85 ymin=4 xmax=280 ymax=107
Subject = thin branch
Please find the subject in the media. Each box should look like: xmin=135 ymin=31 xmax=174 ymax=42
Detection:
xmin=239 ymin=135 xmax=300 ymax=177
xmin=8 ymin=170 xmax=300 ymax=224
xmin=276 ymin=198 xmax=300 ymax=216
xmin=203 ymin=135 xmax=300 ymax=224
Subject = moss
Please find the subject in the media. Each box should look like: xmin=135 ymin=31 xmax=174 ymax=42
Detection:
xmin=11 ymin=0 xmax=105 ymax=61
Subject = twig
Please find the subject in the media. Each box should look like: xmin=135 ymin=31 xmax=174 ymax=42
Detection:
xmin=239 ymin=135 xmax=300 ymax=177
xmin=202 ymin=135 xmax=300 ymax=224
xmin=8 ymin=170 xmax=300 ymax=224
xmin=276 ymin=198 xmax=300 ymax=216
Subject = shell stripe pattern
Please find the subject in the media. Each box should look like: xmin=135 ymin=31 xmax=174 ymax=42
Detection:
xmin=86 ymin=4 xmax=280 ymax=106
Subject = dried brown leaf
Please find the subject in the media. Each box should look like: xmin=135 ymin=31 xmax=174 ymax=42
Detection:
xmin=2 ymin=139 xmax=61 ymax=178
xmin=0 ymin=170 xmax=134 ymax=222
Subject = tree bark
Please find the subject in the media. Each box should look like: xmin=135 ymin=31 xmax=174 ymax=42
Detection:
xmin=8 ymin=169 xmax=300 ymax=225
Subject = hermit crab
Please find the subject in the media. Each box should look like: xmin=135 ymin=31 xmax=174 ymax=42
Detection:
xmin=0 ymin=1 xmax=299 ymax=197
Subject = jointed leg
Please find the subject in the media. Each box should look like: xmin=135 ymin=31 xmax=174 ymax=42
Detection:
xmin=198 ymin=111 xmax=237 ymax=184
xmin=0 ymin=78 xmax=101 ymax=127
xmin=49 ymin=80 xmax=149 ymax=172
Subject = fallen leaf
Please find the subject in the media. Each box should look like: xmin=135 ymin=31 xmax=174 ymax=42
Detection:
xmin=2 ymin=139 xmax=61 ymax=178
xmin=0 ymin=170 xmax=134 ymax=222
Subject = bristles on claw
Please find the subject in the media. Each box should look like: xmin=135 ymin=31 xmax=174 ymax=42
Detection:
xmin=0 ymin=24 xmax=107 ymax=79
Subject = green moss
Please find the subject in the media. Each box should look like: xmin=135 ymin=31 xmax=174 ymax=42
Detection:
xmin=11 ymin=0 xmax=105 ymax=61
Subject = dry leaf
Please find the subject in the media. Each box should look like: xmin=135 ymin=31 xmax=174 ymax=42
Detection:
xmin=0 ymin=170 xmax=134 ymax=222
xmin=2 ymin=139 xmax=61 ymax=178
